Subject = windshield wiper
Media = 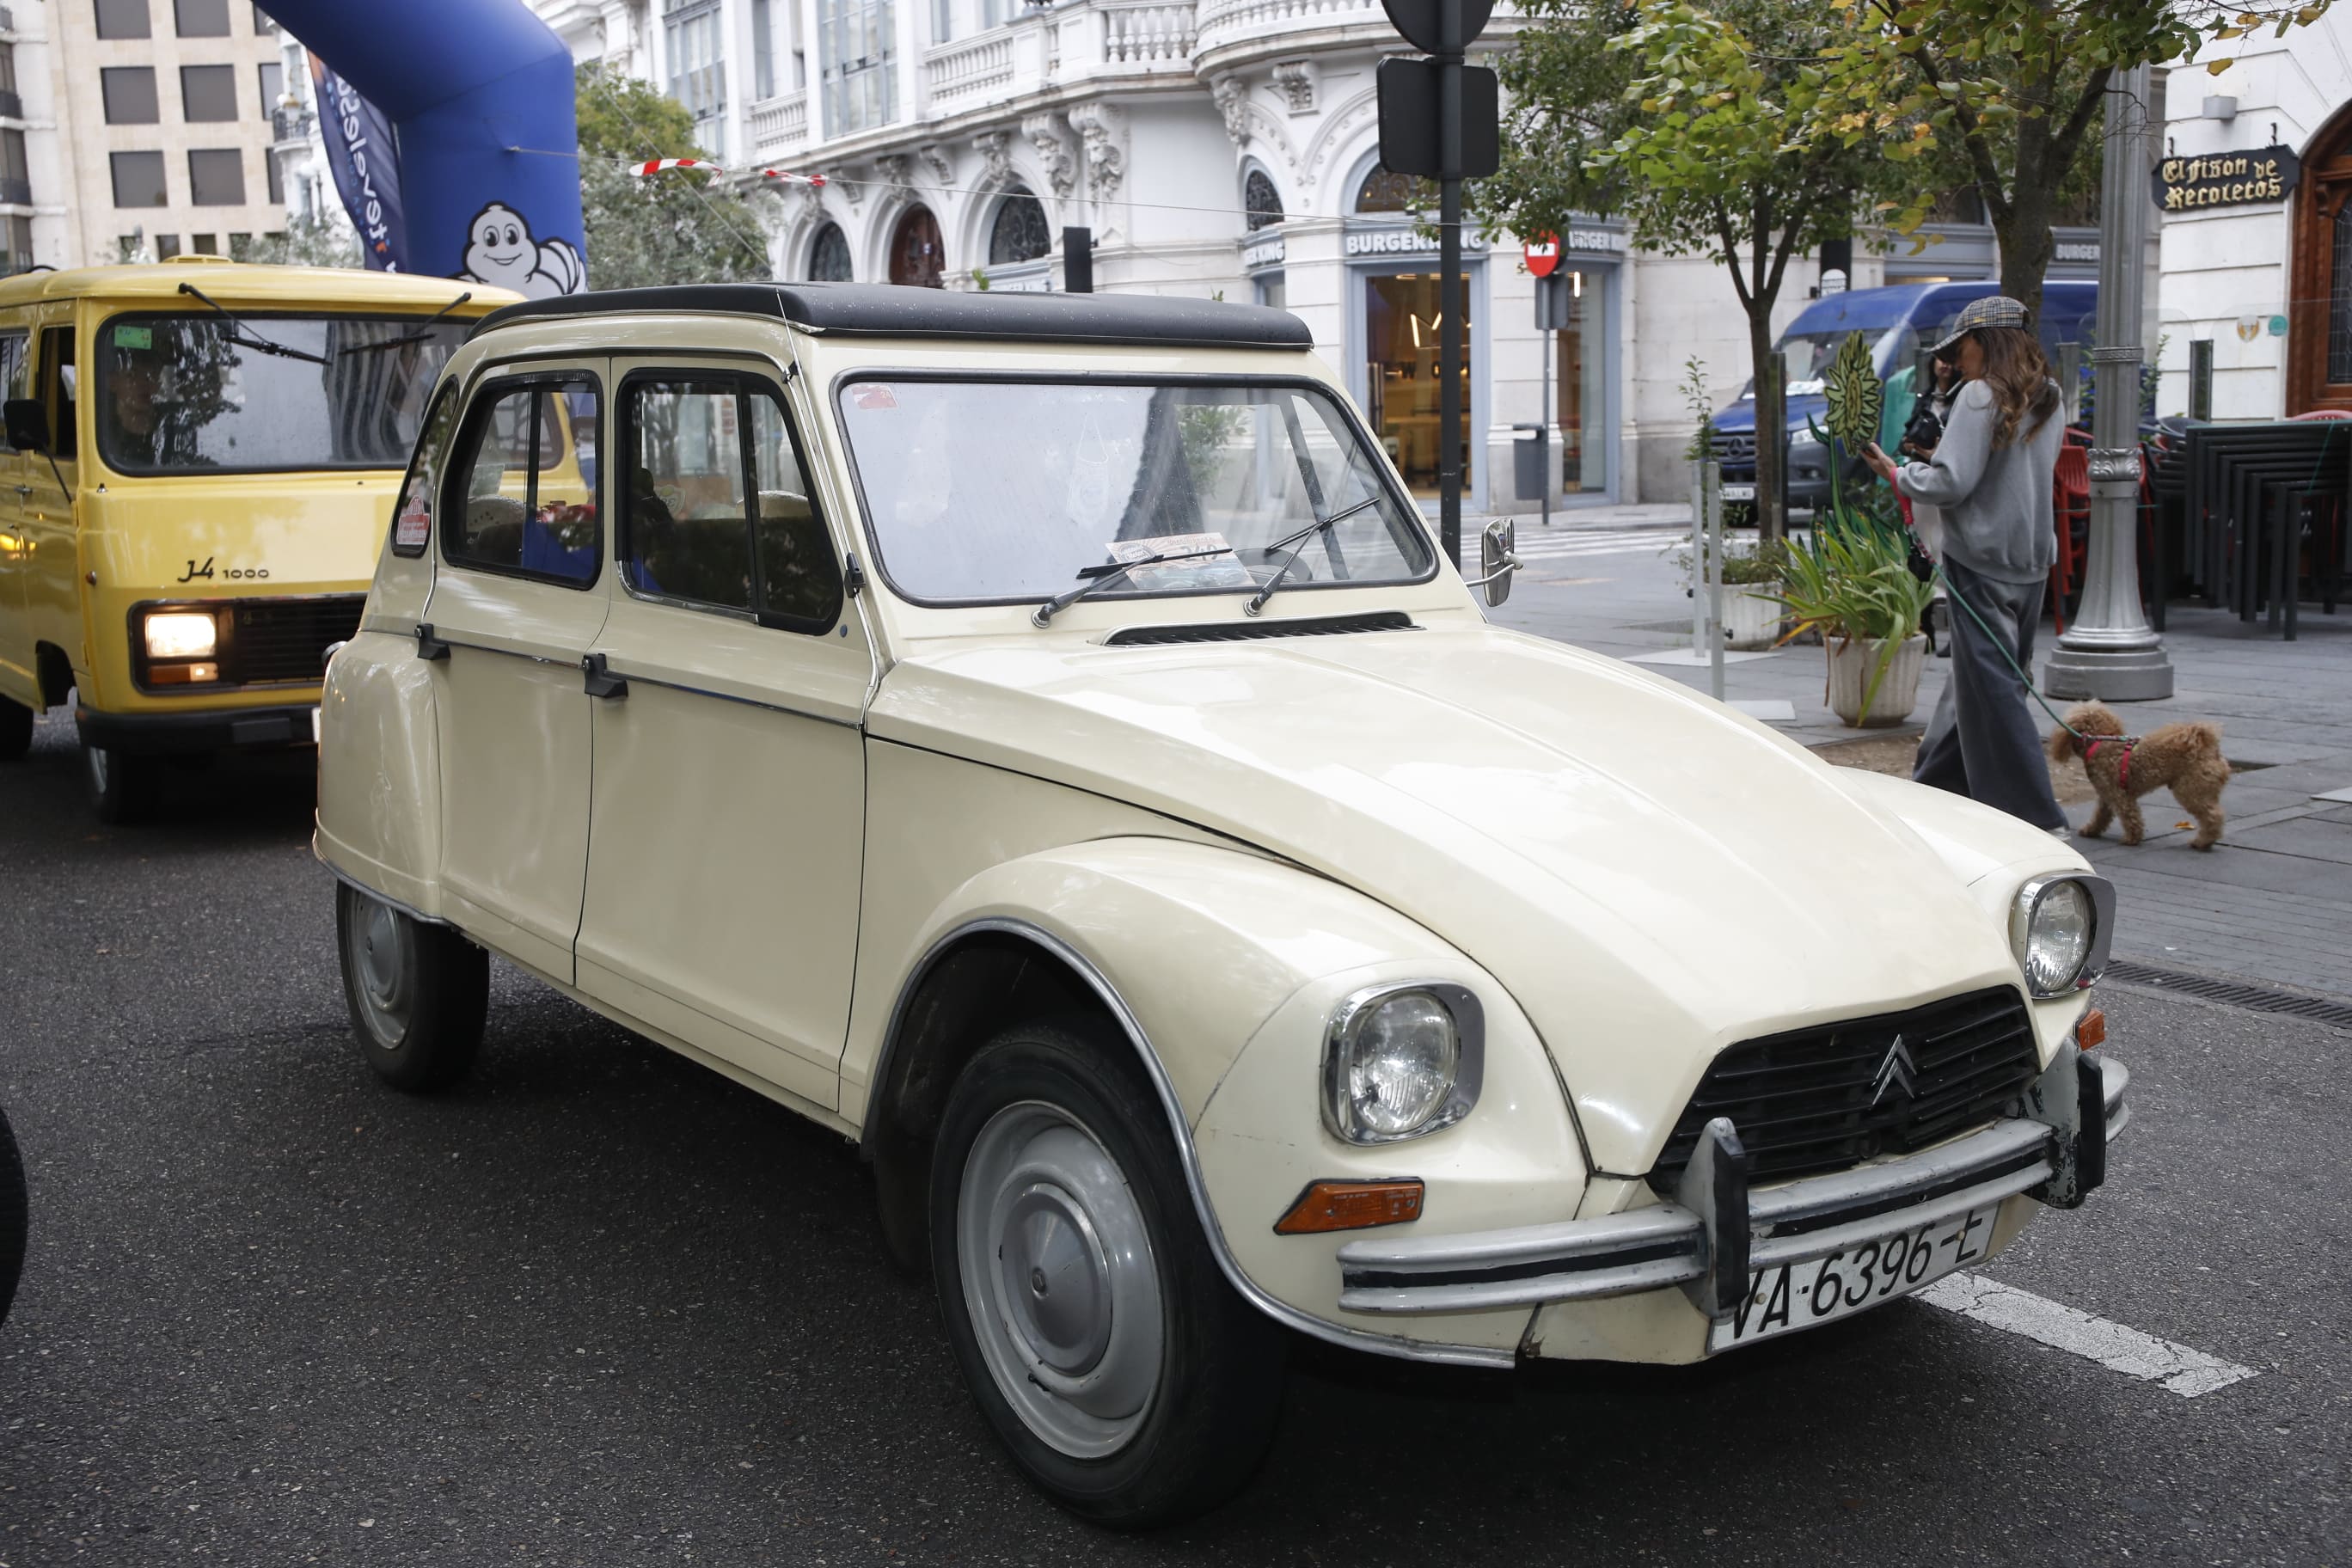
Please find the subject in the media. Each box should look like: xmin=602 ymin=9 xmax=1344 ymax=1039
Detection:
xmin=1243 ymin=493 xmax=1384 ymax=616
xmin=1032 ymin=542 xmax=1241 ymax=627
xmin=343 ymin=293 xmax=474 ymax=356
xmin=175 ymin=283 xmax=332 ymax=365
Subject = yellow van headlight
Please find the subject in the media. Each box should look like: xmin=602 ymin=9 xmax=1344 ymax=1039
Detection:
xmin=143 ymin=611 xmax=218 ymax=660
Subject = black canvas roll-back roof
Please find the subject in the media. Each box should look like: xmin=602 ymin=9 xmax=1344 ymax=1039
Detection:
xmin=469 ymin=281 xmax=1313 ymax=350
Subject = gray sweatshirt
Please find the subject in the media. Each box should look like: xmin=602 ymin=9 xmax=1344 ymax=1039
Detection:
xmin=1893 ymin=378 xmax=2060 ymax=585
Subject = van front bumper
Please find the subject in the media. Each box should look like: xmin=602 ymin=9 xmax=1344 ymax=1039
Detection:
xmin=77 ymin=701 xmax=318 ymax=756
xmin=1336 ymin=1050 xmax=2126 ymax=1319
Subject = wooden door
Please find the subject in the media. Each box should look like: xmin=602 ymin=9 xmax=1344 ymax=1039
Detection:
xmin=2288 ymin=132 xmax=2352 ymax=413
xmin=889 ymin=205 xmax=944 ymax=289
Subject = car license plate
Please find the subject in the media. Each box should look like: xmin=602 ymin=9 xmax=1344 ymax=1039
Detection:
xmin=1709 ymin=1201 xmax=2001 ymax=1351
xmin=1719 ymin=484 xmax=1757 ymax=502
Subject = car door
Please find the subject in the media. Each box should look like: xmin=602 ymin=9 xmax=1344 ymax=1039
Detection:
xmin=422 ymin=361 xmax=610 ymax=984
xmin=573 ymin=361 xmax=868 ymax=1109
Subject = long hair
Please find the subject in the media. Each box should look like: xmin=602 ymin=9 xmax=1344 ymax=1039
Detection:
xmin=1970 ymin=326 xmax=2061 ymax=450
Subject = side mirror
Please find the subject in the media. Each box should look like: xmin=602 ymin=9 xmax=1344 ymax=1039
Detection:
xmin=1476 ymin=518 xmax=1519 ymax=607
xmin=3 ymin=398 xmax=46 ymax=454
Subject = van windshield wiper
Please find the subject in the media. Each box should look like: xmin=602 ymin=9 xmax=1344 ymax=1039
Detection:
xmin=175 ymin=282 xmax=332 ymax=365
xmin=343 ymin=293 xmax=474 ymax=356
xmin=1032 ymin=542 xmax=1240 ymax=627
xmin=1243 ymin=493 xmax=1383 ymax=616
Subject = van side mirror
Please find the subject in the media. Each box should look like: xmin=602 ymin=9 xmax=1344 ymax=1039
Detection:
xmin=3 ymin=399 xmax=46 ymax=453
xmin=1472 ymin=518 xmax=1519 ymax=607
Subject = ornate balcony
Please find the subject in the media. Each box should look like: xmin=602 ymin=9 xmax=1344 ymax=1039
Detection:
xmin=923 ymin=30 xmax=1018 ymax=107
xmin=748 ymin=90 xmax=811 ymax=159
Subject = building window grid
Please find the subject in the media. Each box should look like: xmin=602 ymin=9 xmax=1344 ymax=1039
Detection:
xmin=665 ymin=3 xmax=728 ymax=154
xmin=753 ymin=0 xmax=776 ymax=100
xmin=174 ymin=0 xmax=230 ymax=38
xmin=182 ymin=64 xmax=241 ymax=122
xmin=96 ymin=0 xmax=152 ymax=40
xmin=101 ymin=65 xmax=161 ymax=125
xmin=187 ymin=147 xmax=246 ymax=206
xmin=819 ymin=0 xmax=896 ymax=138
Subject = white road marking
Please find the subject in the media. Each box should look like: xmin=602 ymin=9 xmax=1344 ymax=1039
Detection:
xmin=1919 ymin=1272 xmax=2257 ymax=1398
xmin=1510 ymin=528 xmax=1683 ymax=560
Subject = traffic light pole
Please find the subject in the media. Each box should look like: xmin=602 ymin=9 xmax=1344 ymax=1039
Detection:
xmin=1437 ymin=0 xmax=1464 ymax=570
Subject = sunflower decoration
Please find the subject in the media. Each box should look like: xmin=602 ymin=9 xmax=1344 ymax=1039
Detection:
xmin=1821 ymin=330 xmax=1884 ymax=453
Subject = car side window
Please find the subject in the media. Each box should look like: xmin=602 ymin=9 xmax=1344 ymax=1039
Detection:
xmin=0 ymin=332 xmax=24 ymax=451
xmin=619 ymin=374 xmax=842 ymax=632
xmin=389 ymin=384 xmax=460 ymax=558
xmin=39 ymin=325 xmax=75 ymax=460
xmin=442 ymin=377 xmax=600 ymax=586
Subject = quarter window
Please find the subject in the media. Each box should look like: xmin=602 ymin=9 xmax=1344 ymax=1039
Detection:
xmin=444 ymin=378 xmax=601 ymax=586
xmin=389 ymin=385 xmax=460 ymax=558
xmin=620 ymin=376 xmax=842 ymax=631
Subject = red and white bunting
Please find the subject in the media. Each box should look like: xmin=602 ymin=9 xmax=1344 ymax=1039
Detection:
xmin=760 ymin=169 xmax=827 ymax=187
xmin=628 ymin=157 xmax=726 ymax=177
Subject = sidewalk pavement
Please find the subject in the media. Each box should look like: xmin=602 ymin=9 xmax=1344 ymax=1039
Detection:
xmin=1485 ymin=508 xmax=2352 ymax=1001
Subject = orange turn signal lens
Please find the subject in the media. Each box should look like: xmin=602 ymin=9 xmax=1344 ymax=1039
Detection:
xmin=1273 ymin=1179 xmax=1424 ymax=1235
xmin=2076 ymin=1007 xmax=2107 ymax=1051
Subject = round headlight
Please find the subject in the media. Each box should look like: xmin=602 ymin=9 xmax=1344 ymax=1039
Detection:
xmin=1325 ymin=986 xmax=1477 ymax=1144
xmin=2016 ymin=879 xmax=2096 ymax=996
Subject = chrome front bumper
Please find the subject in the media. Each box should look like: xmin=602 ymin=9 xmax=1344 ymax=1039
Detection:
xmin=1338 ymin=1049 xmax=2128 ymax=1318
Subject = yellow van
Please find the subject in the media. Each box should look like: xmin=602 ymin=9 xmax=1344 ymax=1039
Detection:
xmin=0 ymin=259 xmax=519 ymax=820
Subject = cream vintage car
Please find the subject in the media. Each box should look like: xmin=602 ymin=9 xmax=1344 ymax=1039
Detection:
xmin=315 ymin=283 xmax=2128 ymax=1526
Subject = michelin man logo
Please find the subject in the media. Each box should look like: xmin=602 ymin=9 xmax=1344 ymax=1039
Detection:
xmin=457 ymin=202 xmax=585 ymax=299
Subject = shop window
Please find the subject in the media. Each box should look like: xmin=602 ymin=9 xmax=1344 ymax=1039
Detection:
xmin=807 ymin=222 xmax=851 ymax=281
xmin=447 ymin=379 xmax=602 ymax=586
xmin=111 ymin=150 xmax=168 ymax=209
xmin=182 ymin=64 xmax=240 ymax=123
xmin=1245 ymin=168 xmax=1283 ymax=230
xmin=95 ymin=0 xmax=151 ymax=40
xmin=101 ymin=66 xmax=160 ymax=125
xmin=1254 ymin=273 xmax=1286 ymax=311
xmin=174 ymin=0 xmax=230 ymax=37
xmin=188 ymin=149 xmax=246 ymax=206
xmin=988 ymin=187 xmax=1050 ymax=266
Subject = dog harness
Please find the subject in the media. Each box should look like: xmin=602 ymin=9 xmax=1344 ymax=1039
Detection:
xmin=2081 ymin=737 xmax=2135 ymax=791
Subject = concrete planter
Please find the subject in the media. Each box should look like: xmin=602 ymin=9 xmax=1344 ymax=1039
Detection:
xmin=1723 ymin=585 xmax=1785 ymax=651
xmin=1826 ymin=633 xmax=1926 ymax=728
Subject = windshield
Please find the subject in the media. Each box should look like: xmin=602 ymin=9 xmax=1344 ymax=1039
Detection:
xmin=94 ymin=312 xmax=471 ymax=475
xmin=836 ymin=378 xmax=1435 ymax=606
xmin=1736 ymin=326 xmax=1909 ymax=401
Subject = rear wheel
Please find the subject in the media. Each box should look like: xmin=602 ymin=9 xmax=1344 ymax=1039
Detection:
xmin=0 ymin=1099 xmax=26 ymax=1330
xmin=83 ymin=741 xmax=158 ymax=824
xmin=335 ymin=882 xmax=489 ymax=1093
xmin=0 ymin=695 xmax=30 ymax=762
xmin=929 ymin=1023 xmax=1284 ymax=1528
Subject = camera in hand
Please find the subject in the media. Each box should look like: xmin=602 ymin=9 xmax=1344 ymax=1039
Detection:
xmin=1900 ymin=404 xmax=1945 ymax=459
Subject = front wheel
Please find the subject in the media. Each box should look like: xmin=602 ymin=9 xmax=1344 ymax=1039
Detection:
xmin=83 ymin=741 xmax=157 ymax=824
xmin=929 ymin=1024 xmax=1284 ymax=1528
xmin=335 ymin=882 xmax=489 ymax=1093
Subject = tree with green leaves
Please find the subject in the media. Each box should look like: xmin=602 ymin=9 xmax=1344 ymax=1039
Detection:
xmin=1474 ymin=0 xmax=1917 ymax=538
xmin=1834 ymin=0 xmax=2331 ymax=322
xmin=573 ymin=63 xmax=775 ymax=290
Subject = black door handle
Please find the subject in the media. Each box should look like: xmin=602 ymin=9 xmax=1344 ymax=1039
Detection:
xmin=582 ymin=652 xmax=627 ymax=700
xmin=414 ymin=622 xmax=450 ymax=661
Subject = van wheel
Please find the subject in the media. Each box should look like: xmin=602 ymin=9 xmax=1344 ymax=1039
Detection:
xmin=83 ymin=741 xmax=156 ymax=824
xmin=335 ymin=882 xmax=489 ymax=1093
xmin=0 ymin=696 xmax=30 ymax=762
xmin=0 ymin=1099 xmax=26 ymax=1330
xmin=930 ymin=1023 xmax=1284 ymax=1528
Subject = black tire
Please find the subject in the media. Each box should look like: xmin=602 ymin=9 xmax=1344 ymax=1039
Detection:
xmin=929 ymin=1022 xmax=1284 ymax=1528
xmin=82 ymin=740 xmax=157 ymax=824
xmin=0 ymin=695 xmax=31 ymax=763
xmin=335 ymin=882 xmax=489 ymax=1093
xmin=0 ymin=1099 xmax=26 ymax=1331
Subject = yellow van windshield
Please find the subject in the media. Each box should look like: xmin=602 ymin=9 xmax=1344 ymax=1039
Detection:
xmin=94 ymin=312 xmax=470 ymax=475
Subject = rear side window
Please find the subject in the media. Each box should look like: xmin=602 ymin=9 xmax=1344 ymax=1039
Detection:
xmin=443 ymin=377 xmax=600 ymax=586
xmin=619 ymin=374 xmax=841 ymax=632
xmin=389 ymin=384 xmax=459 ymax=558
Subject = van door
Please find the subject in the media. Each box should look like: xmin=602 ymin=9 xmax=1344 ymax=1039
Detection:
xmin=0 ymin=328 xmax=34 ymax=705
xmin=420 ymin=363 xmax=609 ymax=983
xmin=573 ymin=362 xmax=867 ymax=1108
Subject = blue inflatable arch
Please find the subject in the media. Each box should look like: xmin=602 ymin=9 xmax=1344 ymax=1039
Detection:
xmin=262 ymin=0 xmax=587 ymax=295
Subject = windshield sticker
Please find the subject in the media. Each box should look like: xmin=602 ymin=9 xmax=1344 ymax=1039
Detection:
xmin=114 ymin=325 xmax=154 ymax=351
xmin=395 ymin=498 xmax=432 ymax=549
xmin=1106 ymin=532 xmax=1254 ymax=590
xmin=852 ymin=384 xmax=898 ymax=410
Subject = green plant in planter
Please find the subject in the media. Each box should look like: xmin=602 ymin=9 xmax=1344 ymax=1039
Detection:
xmin=1768 ymin=522 xmax=1934 ymax=725
xmin=1670 ymin=536 xmax=1789 ymax=586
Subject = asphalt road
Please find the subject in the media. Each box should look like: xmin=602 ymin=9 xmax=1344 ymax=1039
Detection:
xmin=2 ymin=710 xmax=2346 ymax=1566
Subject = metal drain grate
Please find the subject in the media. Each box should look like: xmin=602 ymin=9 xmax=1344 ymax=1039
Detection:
xmin=2104 ymin=961 xmax=2352 ymax=1030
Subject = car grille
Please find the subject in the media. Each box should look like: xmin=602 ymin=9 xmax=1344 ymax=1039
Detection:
xmin=220 ymin=596 xmax=365 ymax=686
xmin=1649 ymin=987 xmax=2043 ymax=1188
xmin=1711 ymin=432 xmax=1756 ymax=462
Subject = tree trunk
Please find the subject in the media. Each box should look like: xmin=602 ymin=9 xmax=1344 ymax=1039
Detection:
xmin=1748 ymin=300 xmax=1785 ymax=542
xmin=1994 ymin=108 xmax=2058 ymax=322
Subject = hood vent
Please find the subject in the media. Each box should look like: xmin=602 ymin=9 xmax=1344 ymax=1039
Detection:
xmin=1105 ymin=609 xmax=1418 ymax=647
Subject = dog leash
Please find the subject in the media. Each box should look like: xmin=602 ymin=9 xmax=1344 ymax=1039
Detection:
xmin=1933 ymin=563 xmax=2140 ymax=751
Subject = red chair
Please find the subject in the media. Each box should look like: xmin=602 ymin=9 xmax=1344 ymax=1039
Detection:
xmin=2051 ymin=444 xmax=2091 ymax=631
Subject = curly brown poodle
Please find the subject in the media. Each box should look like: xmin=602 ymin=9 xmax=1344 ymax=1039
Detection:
xmin=2047 ymin=701 xmax=2231 ymax=850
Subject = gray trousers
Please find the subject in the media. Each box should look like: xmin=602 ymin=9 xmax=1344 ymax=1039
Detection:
xmin=1913 ymin=559 xmax=2067 ymax=830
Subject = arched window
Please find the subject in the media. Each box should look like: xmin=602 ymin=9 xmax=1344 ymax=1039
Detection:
xmin=2291 ymin=106 xmax=2352 ymax=413
xmin=1243 ymin=168 xmax=1283 ymax=231
xmin=807 ymin=223 xmax=852 ymax=282
xmin=1354 ymin=162 xmax=1432 ymax=215
xmin=890 ymin=204 xmax=945 ymax=288
xmin=988 ymin=186 xmax=1051 ymax=265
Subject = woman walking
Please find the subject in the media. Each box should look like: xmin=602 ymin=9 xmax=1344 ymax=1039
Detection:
xmin=1864 ymin=296 xmax=2069 ymax=833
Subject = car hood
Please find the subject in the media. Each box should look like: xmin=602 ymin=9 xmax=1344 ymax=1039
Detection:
xmin=867 ymin=619 xmax=2027 ymax=1173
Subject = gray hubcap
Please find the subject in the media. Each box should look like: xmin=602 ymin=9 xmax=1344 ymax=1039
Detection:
xmin=345 ymin=897 xmax=411 ymax=1045
xmin=957 ymin=1101 xmax=1165 ymax=1458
